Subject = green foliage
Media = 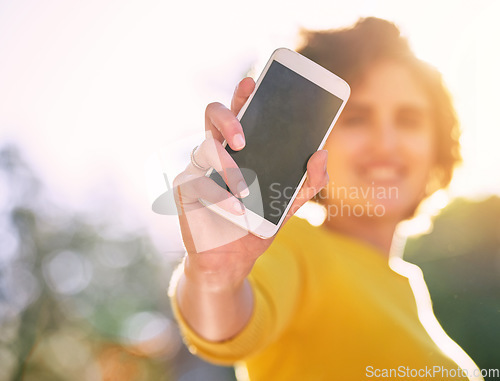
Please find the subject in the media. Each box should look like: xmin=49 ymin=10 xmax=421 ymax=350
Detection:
xmin=0 ymin=144 xmax=236 ymax=381
xmin=0 ymin=145 xmax=178 ymax=380
xmin=404 ymin=197 xmax=500 ymax=379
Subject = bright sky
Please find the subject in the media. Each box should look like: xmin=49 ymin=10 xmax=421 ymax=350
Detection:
xmin=1 ymin=0 xmax=499 ymax=249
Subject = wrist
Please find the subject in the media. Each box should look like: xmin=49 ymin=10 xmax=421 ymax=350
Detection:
xmin=183 ymin=254 xmax=253 ymax=293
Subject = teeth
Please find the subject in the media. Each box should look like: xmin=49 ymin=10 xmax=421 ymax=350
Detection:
xmin=367 ymin=167 xmax=399 ymax=181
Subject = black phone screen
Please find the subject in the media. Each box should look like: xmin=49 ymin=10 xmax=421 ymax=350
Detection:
xmin=212 ymin=60 xmax=344 ymax=224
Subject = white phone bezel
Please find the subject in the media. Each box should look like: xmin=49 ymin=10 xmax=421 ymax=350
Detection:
xmin=201 ymin=48 xmax=350 ymax=239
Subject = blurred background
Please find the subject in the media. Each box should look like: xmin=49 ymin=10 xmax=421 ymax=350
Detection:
xmin=0 ymin=0 xmax=499 ymax=380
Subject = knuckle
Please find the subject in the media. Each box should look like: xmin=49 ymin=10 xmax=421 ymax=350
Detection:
xmin=218 ymin=116 xmax=240 ymax=135
xmin=228 ymin=118 xmax=242 ymax=133
xmin=197 ymin=140 xmax=208 ymax=155
xmin=202 ymin=139 xmax=221 ymax=163
xmin=200 ymin=138 xmax=220 ymax=157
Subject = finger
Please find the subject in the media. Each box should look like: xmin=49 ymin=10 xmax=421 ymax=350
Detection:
xmin=230 ymin=77 xmax=255 ymax=116
xmin=283 ymin=150 xmax=329 ymax=222
xmin=188 ymin=139 xmax=249 ymax=198
xmin=174 ymin=174 xmax=245 ymax=216
xmin=205 ymin=102 xmax=245 ymax=151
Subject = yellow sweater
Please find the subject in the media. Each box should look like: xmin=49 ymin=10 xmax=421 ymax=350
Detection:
xmin=170 ymin=217 xmax=474 ymax=380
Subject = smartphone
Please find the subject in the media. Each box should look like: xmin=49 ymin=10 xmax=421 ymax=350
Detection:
xmin=203 ymin=48 xmax=350 ymax=238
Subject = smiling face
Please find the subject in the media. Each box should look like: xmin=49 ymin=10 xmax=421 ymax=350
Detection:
xmin=323 ymin=60 xmax=436 ymax=222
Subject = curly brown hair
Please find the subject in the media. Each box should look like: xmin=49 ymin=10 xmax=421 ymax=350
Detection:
xmin=297 ymin=17 xmax=461 ymax=193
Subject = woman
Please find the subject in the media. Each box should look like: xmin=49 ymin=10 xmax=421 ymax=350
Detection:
xmin=169 ymin=17 xmax=477 ymax=380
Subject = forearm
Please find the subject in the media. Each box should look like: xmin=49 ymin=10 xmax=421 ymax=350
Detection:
xmin=175 ymin=258 xmax=255 ymax=342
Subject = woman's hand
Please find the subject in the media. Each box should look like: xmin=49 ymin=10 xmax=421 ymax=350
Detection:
xmin=172 ymin=77 xmax=329 ymax=341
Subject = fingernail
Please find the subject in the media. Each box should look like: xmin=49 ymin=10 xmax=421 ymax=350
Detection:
xmin=233 ymin=200 xmax=245 ymax=214
xmin=237 ymin=181 xmax=250 ymax=198
xmin=233 ymin=134 xmax=245 ymax=150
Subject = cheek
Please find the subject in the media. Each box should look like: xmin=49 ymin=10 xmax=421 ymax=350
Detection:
xmin=403 ymin=133 xmax=436 ymax=176
xmin=325 ymin=130 xmax=367 ymax=176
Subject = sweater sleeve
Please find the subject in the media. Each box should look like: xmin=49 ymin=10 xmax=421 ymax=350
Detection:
xmin=169 ymin=234 xmax=303 ymax=365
